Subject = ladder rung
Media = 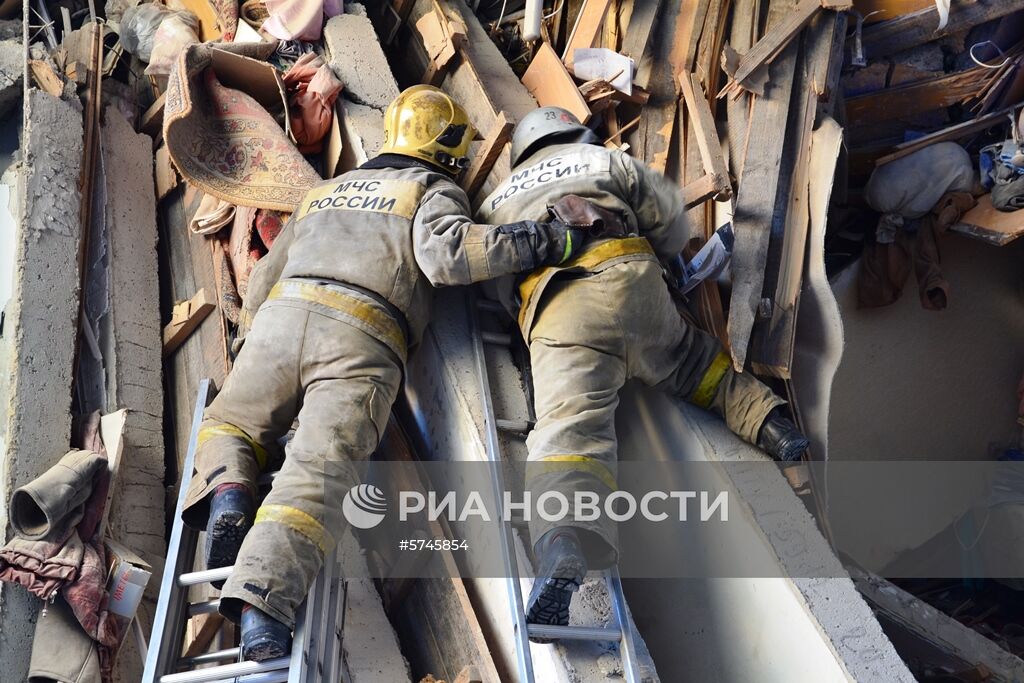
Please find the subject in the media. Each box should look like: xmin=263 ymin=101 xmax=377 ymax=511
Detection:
xmin=177 ymin=646 xmax=239 ymax=667
xmin=496 ymin=418 xmax=531 ymax=434
xmin=527 ymin=624 xmax=622 ymax=642
xmin=482 ymin=331 xmax=512 ymax=346
xmin=160 ymin=656 xmax=290 ymax=683
xmin=178 ymin=566 xmax=233 ymax=587
xmin=187 ymin=599 xmax=220 ymax=616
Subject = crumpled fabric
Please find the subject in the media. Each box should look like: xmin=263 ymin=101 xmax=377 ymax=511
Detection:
xmin=992 ymin=174 xmax=1024 ymax=212
xmin=255 ymin=209 xmax=288 ymax=249
xmin=0 ymin=530 xmax=83 ymax=599
xmin=262 ymin=0 xmax=343 ymax=42
xmin=865 ymin=142 xmax=976 ymax=242
xmin=190 ymin=193 xmax=236 ymax=235
xmin=282 ymin=52 xmax=344 ymax=153
xmin=0 ymin=449 xmax=125 ymax=682
xmin=858 ymin=191 xmax=976 ymax=310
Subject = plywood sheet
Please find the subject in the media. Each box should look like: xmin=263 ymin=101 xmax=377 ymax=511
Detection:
xmin=521 ymin=41 xmax=592 ymax=124
xmin=952 ymin=193 xmax=1024 ymax=246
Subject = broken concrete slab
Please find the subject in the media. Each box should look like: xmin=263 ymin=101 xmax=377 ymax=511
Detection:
xmin=100 ymin=106 xmax=165 ymax=683
xmin=0 ymin=41 xmax=24 ymax=120
xmin=324 ymin=5 xmax=400 ymax=111
xmin=0 ymin=90 xmax=84 ymax=683
xmin=339 ymin=99 xmax=386 ymax=167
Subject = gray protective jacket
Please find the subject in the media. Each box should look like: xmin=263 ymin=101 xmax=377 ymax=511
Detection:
xmin=477 ymin=142 xmax=689 ymax=332
xmin=242 ymin=156 xmax=568 ymax=349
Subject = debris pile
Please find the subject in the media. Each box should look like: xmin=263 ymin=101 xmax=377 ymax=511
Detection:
xmin=1 ymin=0 xmax=1023 ymax=680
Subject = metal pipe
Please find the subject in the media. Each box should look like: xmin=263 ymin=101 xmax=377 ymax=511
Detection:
xmin=177 ymin=647 xmax=240 ymax=667
xmin=178 ymin=566 xmax=233 ymax=587
xmin=160 ymin=657 xmax=290 ymax=683
xmin=187 ymin=599 xmax=220 ymax=616
xmin=523 ymin=0 xmax=543 ymax=41
xmin=527 ymin=624 xmax=621 ymax=641
xmin=607 ymin=568 xmax=643 ymax=683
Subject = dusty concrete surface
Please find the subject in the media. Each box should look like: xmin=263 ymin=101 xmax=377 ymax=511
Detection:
xmin=340 ymin=100 xmax=386 ymax=164
xmin=0 ymin=40 xmax=22 ymax=121
xmin=324 ymin=5 xmax=400 ymax=111
xmin=339 ymin=534 xmax=412 ymax=681
xmin=100 ymin=107 xmax=165 ymax=683
xmin=0 ymin=90 xmax=83 ymax=682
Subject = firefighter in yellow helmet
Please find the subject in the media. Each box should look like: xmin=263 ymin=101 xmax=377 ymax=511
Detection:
xmin=180 ymin=86 xmax=589 ymax=661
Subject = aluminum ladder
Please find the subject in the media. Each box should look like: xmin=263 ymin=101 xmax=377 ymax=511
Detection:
xmin=143 ymin=379 xmax=345 ymax=683
xmin=467 ymin=293 xmax=644 ymax=683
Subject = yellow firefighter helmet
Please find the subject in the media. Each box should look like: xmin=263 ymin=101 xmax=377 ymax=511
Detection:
xmin=381 ymin=85 xmax=475 ymax=173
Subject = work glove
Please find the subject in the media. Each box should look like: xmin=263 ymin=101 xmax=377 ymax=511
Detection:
xmin=545 ymin=219 xmax=589 ymax=265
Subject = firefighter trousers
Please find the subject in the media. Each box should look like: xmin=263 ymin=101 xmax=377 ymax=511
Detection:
xmin=181 ymin=290 xmax=401 ymax=628
xmin=524 ymin=259 xmax=784 ymax=568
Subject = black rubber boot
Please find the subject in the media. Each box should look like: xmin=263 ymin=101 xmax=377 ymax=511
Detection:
xmin=757 ymin=408 xmax=810 ymax=462
xmin=204 ymin=484 xmax=254 ymax=588
xmin=240 ymin=604 xmax=292 ymax=662
xmin=526 ymin=527 xmax=587 ymax=643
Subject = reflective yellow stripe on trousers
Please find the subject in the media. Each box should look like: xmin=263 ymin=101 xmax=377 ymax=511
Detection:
xmin=691 ymin=350 xmax=730 ymax=409
xmin=198 ymin=424 xmax=270 ymax=470
xmin=255 ymin=504 xmax=333 ymax=554
xmin=528 ymin=454 xmax=618 ymax=491
xmin=268 ymin=280 xmax=407 ymax=360
xmin=517 ymin=237 xmax=655 ymax=328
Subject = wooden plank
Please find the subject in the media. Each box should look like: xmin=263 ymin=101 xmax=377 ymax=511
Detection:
xmin=419 ymin=0 xmax=468 ymax=85
xmin=725 ymin=0 xmax=759 ymax=179
xmin=406 ymin=0 xmax=537 ymax=197
xmin=29 ymin=59 xmax=64 ymax=96
xmin=726 ymin=0 xmax=802 ymax=371
xmin=681 ymin=173 xmax=719 ymax=208
xmin=461 ymin=113 xmax=513 ymax=198
xmin=521 ymin=41 xmax=592 ymax=124
xmin=875 ymin=106 xmax=1017 ymax=166
xmin=619 ymin=0 xmax=663 ymax=89
xmin=679 ymin=72 xmax=732 ymax=200
xmin=951 ymin=193 xmax=1024 ymax=246
xmin=562 ymin=0 xmax=614 ymax=67
xmin=862 ymin=0 xmax=1023 ymax=59
xmin=720 ymin=0 xmax=825 ymax=97
xmin=140 ymin=93 xmax=166 ymax=139
xmin=845 ymin=68 xmax=993 ymax=127
xmin=163 ymin=288 xmax=217 ymax=358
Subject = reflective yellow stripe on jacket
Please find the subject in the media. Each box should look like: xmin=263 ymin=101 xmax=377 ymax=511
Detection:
xmin=255 ymin=504 xmax=333 ymax=554
xmin=268 ymin=280 xmax=407 ymax=360
xmin=517 ymin=237 xmax=655 ymax=328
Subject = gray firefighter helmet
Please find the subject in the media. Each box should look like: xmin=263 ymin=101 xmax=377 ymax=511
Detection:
xmin=510 ymin=107 xmax=601 ymax=167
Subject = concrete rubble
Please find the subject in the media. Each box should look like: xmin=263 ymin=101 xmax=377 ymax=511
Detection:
xmin=3 ymin=1 xmax=1024 ymax=682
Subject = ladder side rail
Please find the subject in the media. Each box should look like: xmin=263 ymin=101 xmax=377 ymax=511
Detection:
xmin=606 ymin=568 xmax=642 ymax=683
xmin=144 ymin=379 xmax=214 ymax=682
xmin=468 ymin=292 xmax=536 ymax=683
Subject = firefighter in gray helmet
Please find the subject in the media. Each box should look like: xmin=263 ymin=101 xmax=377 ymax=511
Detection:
xmin=477 ymin=106 xmax=808 ymax=639
xmin=179 ymin=88 xmax=591 ymax=662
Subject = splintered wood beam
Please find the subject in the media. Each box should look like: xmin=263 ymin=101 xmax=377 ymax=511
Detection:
xmin=679 ymin=72 xmax=732 ymax=200
xmin=418 ymin=0 xmax=468 ymax=85
xmin=874 ymin=106 xmax=1017 ymax=166
xmin=521 ymin=41 xmax=593 ymax=124
xmin=163 ymin=288 xmax=216 ymax=358
xmin=140 ymin=93 xmax=166 ymax=139
xmin=461 ymin=113 xmax=513 ymax=198
xmin=681 ymin=174 xmax=720 ymax=208
xmin=845 ymin=67 xmax=994 ymax=127
xmin=29 ymin=59 xmax=64 ymax=96
xmin=562 ymin=0 xmax=614 ymax=68
xmin=726 ymin=0 xmax=802 ymax=372
xmin=720 ymin=0 xmax=842 ymax=97
xmin=862 ymin=0 xmax=1023 ymax=59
